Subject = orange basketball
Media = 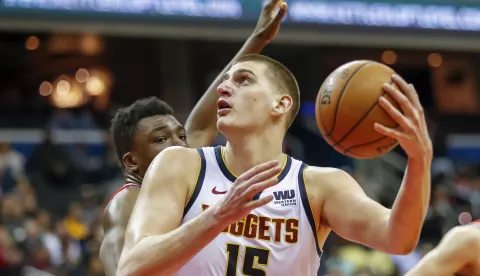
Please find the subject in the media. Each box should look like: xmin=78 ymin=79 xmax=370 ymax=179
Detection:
xmin=315 ymin=60 xmax=400 ymax=159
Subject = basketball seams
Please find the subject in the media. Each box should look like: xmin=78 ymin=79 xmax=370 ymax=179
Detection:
xmin=328 ymin=61 xmax=371 ymax=135
xmin=344 ymin=136 xmax=392 ymax=155
xmin=332 ymin=97 xmax=381 ymax=147
xmin=332 ymin=83 xmax=393 ymax=147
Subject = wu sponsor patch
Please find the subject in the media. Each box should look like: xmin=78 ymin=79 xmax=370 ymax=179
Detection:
xmin=273 ymin=189 xmax=297 ymax=207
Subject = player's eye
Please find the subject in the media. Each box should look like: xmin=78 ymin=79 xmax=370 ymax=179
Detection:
xmin=154 ymin=137 xmax=167 ymax=144
xmin=239 ymin=77 xmax=250 ymax=85
xmin=179 ymin=135 xmax=187 ymax=141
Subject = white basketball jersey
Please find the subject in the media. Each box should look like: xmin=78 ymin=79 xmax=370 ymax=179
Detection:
xmin=175 ymin=146 xmax=322 ymax=276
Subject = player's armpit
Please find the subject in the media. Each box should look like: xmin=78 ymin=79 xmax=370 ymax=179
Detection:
xmin=100 ymin=189 xmax=139 ymax=276
xmin=406 ymin=225 xmax=480 ymax=276
xmin=305 ymin=167 xmax=393 ymax=252
xmin=118 ymin=146 xmax=224 ymax=276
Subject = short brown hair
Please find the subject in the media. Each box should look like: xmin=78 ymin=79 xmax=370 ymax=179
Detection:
xmin=235 ymin=54 xmax=300 ymax=129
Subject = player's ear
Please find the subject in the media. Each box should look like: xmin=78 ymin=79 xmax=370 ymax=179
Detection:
xmin=123 ymin=152 xmax=139 ymax=173
xmin=272 ymin=94 xmax=292 ymax=118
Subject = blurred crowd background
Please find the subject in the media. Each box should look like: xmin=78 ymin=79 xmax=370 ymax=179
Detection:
xmin=1 ymin=1 xmax=480 ymax=276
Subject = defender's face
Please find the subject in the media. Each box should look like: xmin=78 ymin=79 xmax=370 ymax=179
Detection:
xmin=128 ymin=114 xmax=188 ymax=177
xmin=216 ymin=61 xmax=277 ymax=134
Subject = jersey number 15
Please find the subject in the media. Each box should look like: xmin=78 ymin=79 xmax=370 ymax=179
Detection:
xmin=225 ymin=243 xmax=270 ymax=276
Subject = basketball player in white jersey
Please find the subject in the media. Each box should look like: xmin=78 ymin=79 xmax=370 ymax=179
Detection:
xmin=100 ymin=0 xmax=288 ymax=275
xmin=117 ymin=54 xmax=433 ymax=275
xmin=406 ymin=220 xmax=480 ymax=276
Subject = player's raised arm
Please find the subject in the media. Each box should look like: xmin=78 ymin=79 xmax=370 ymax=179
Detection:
xmin=406 ymin=225 xmax=480 ymax=276
xmin=117 ymin=147 xmax=282 ymax=276
xmin=311 ymin=75 xmax=432 ymax=254
xmin=100 ymin=189 xmax=139 ymax=276
xmin=185 ymin=0 xmax=287 ymax=148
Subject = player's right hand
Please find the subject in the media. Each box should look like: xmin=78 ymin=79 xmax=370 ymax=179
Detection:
xmin=210 ymin=160 xmax=281 ymax=227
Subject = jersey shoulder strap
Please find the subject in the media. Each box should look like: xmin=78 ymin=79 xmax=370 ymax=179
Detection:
xmin=104 ymin=183 xmax=141 ymax=213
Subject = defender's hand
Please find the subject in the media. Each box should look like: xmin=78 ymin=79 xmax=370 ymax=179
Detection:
xmin=251 ymin=0 xmax=288 ymax=46
xmin=211 ymin=161 xmax=281 ymax=226
xmin=374 ymin=74 xmax=433 ymax=161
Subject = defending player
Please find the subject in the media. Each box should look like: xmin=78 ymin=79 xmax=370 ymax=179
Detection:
xmin=118 ymin=36 xmax=432 ymax=276
xmin=98 ymin=1 xmax=288 ymax=275
xmin=406 ymin=220 xmax=480 ymax=276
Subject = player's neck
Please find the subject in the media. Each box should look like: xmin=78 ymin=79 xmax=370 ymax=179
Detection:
xmin=223 ymin=131 xmax=285 ymax=177
xmin=125 ymin=173 xmax=142 ymax=185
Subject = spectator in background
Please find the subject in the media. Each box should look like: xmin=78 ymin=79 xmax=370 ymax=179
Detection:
xmin=0 ymin=226 xmax=23 ymax=275
xmin=56 ymin=222 xmax=82 ymax=275
xmin=431 ymin=185 xmax=457 ymax=233
xmin=36 ymin=209 xmax=63 ymax=269
xmin=77 ymin=185 xmax=101 ymax=229
xmin=26 ymin=129 xmax=80 ymax=217
xmin=27 ymin=131 xmax=75 ymax=187
xmin=87 ymin=256 xmax=104 ymax=276
xmin=26 ymin=129 xmax=78 ymax=189
xmin=68 ymin=143 xmax=103 ymax=183
xmin=24 ymin=192 xmax=39 ymax=219
xmin=1 ymin=194 xmax=28 ymax=243
xmin=470 ymin=176 xmax=480 ymax=218
xmin=10 ymin=178 xmax=35 ymax=200
xmin=0 ymin=142 xmax=26 ymax=194
xmin=63 ymin=202 xmax=89 ymax=241
xmin=23 ymin=219 xmax=51 ymax=271
xmin=324 ymin=246 xmax=356 ymax=276
xmin=96 ymin=133 xmax=123 ymax=185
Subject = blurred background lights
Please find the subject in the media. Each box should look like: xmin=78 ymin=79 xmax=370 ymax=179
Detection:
xmin=25 ymin=36 xmax=39 ymax=50
xmin=39 ymin=81 xmax=53 ymax=96
xmin=381 ymin=50 xmax=397 ymax=65
xmin=75 ymin=68 xmax=90 ymax=83
xmin=86 ymin=76 xmax=105 ymax=96
xmin=428 ymin=53 xmax=443 ymax=67
xmin=56 ymin=80 xmax=71 ymax=95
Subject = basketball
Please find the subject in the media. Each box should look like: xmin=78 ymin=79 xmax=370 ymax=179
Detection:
xmin=315 ymin=60 xmax=401 ymax=159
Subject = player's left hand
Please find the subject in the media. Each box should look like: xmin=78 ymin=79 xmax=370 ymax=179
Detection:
xmin=374 ymin=74 xmax=433 ymax=161
xmin=251 ymin=0 xmax=288 ymax=46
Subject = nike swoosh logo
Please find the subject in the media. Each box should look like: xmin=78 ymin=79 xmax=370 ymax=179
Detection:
xmin=212 ymin=187 xmax=227 ymax=195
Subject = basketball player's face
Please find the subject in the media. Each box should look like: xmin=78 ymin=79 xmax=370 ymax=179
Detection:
xmin=217 ymin=61 xmax=277 ymax=133
xmin=125 ymin=115 xmax=188 ymax=177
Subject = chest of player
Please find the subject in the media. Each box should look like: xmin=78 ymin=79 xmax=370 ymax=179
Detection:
xmin=178 ymin=175 xmax=320 ymax=276
xmin=195 ymin=181 xmax=302 ymax=245
xmin=176 ymin=148 xmax=321 ymax=276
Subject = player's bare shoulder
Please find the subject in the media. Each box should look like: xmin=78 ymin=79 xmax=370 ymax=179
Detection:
xmin=144 ymin=146 xmax=204 ymax=197
xmin=303 ymin=166 xmax=356 ymax=197
xmin=302 ymin=166 xmax=361 ymax=218
xmin=103 ymin=187 xmax=140 ymax=231
xmin=149 ymin=146 xmax=200 ymax=175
